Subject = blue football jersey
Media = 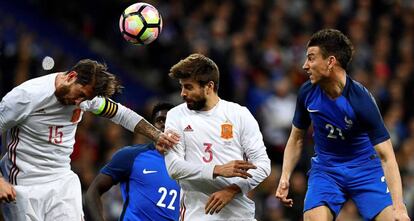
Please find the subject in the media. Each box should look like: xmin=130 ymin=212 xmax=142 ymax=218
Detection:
xmin=101 ymin=143 xmax=180 ymax=221
xmin=293 ymin=76 xmax=390 ymax=165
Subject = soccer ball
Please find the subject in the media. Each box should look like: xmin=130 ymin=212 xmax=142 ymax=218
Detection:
xmin=119 ymin=2 xmax=162 ymax=45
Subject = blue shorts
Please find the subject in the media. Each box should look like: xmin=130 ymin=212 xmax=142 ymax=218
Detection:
xmin=304 ymin=158 xmax=392 ymax=220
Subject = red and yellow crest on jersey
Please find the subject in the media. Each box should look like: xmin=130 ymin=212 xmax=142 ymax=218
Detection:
xmin=221 ymin=121 xmax=233 ymax=139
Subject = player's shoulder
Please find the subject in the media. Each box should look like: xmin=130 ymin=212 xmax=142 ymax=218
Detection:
xmin=219 ymin=99 xmax=244 ymax=110
xmin=297 ymin=80 xmax=315 ymax=97
xmin=219 ymin=99 xmax=253 ymax=119
xmin=344 ymin=76 xmax=370 ymax=96
xmin=15 ymin=73 xmax=57 ymax=98
xmin=118 ymin=143 xmax=154 ymax=154
xmin=168 ymin=103 xmax=187 ymax=114
xmin=112 ymin=143 xmax=155 ymax=160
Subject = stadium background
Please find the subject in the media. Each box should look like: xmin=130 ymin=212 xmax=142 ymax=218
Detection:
xmin=0 ymin=0 xmax=413 ymax=220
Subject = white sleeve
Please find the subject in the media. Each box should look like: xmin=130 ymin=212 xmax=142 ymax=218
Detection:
xmin=0 ymin=88 xmax=34 ymax=131
xmin=232 ymin=107 xmax=271 ymax=194
xmin=164 ymin=111 xmax=215 ymax=181
xmin=80 ymin=97 xmax=143 ymax=132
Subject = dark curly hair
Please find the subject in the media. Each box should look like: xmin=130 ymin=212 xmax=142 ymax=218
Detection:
xmin=307 ymin=29 xmax=354 ymax=69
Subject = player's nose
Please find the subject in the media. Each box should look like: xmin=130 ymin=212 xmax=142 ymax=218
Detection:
xmin=302 ymin=61 xmax=309 ymax=71
xmin=180 ymin=89 xmax=187 ymax=97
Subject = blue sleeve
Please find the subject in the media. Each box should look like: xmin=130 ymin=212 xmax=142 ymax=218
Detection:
xmin=100 ymin=144 xmax=150 ymax=183
xmin=292 ymin=82 xmax=312 ymax=129
xmin=348 ymin=82 xmax=390 ymax=145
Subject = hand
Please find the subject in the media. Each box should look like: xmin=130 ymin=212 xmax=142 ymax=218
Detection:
xmin=205 ymin=185 xmax=240 ymax=215
xmin=213 ymin=160 xmax=256 ymax=179
xmin=393 ymin=204 xmax=410 ymax=221
xmin=155 ymin=129 xmax=180 ymax=153
xmin=275 ymin=179 xmax=293 ymax=207
xmin=0 ymin=178 xmax=16 ymax=203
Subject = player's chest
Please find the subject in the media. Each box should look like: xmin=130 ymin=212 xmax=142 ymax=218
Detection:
xmin=28 ymin=104 xmax=83 ymax=126
xmin=132 ymin=154 xmax=177 ymax=187
xmin=179 ymin=114 xmax=240 ymax=145
xmin=307 ymin=93 xmax=356 ymax=132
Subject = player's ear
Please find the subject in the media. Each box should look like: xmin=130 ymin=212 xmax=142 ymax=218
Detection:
xmin=66 ymin=71 xmax=78 ymax=83
xmin=207 ymin=81 xmax=214 ymax=93
xmin=327 ymin=56 xmax=336 ymax=70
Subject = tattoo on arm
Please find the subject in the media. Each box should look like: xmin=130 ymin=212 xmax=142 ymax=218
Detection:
xmin=134 ymin=119 xmax=161 ymax=142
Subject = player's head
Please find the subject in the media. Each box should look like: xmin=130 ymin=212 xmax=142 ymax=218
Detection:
xmin=303 ymin=29 xmax=354 ymax=84
xmin=151 ymin=102 xmax=174 ymax=132
xmin=168 ymin=53 xmax=219 ymax=110
xmin=55 ymin=59 xmax=123 ymax=105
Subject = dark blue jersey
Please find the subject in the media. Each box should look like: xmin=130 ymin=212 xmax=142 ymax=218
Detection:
xmin=101 ymin=143 xmax=180 ymax=221
xmin=293 ymin=76 xmax=390 ymax=165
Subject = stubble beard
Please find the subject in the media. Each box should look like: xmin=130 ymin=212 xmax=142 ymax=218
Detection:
xmin=185 ymin=97 xmax=207 ymax=111
xmin=55 ymin=85 xmax=71 ymax=105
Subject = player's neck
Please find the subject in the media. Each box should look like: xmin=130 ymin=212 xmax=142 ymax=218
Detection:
xmin=55 ymin=72 xmax=65 ymax=90
xmin=320 ymin=70 xmax=347 ymax=99
xmin=203 ymin=94 xmax=220 ymax=111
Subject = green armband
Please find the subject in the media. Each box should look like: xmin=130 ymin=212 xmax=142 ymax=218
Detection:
xmin=94 ymin=98 xmax=118 ymax=118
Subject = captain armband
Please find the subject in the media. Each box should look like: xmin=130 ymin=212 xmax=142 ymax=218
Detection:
xmin=92 ymin=98 xmax=118 ymax=118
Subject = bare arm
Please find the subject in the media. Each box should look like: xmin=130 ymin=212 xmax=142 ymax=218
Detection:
xmin=134 ymin=119 xmax=180 ymax=153
xmin=375 ymin=139 xmax=410 ymax=220
xmin=134 ymin=118 xmax=162 ymax=142
xmin=80 ymin=98 xmax=179 ymax=153
xmin=275 ymin=125 xmax=306 ymax=207
xmin=85 ymin=174 xmax=116 ymax=221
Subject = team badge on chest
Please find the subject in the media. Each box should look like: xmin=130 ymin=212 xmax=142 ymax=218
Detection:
xmin=221 ymin=121 xmax=233 ymax=139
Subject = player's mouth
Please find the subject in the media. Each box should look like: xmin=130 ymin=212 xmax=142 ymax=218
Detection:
xmin=183 ymin=97 xmax=193 ymax=103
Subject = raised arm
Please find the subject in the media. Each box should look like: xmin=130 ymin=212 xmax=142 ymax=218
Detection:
xmin=80 ymin=97 xmax=179 ymax=152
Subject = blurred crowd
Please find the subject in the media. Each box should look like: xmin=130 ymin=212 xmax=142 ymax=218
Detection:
xmin=1 ymin=0 xmax=414 ymax=220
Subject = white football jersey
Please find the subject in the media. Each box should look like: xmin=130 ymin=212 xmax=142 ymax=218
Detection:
xmin=0 ymin=73 xmax=142 ymax=185
xmin=165 ymin=99 xmax=271 ymax=221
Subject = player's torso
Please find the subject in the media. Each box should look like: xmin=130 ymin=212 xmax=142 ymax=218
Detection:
xmin=179 ymin=102 xmax=245 ymax=165
xmin=305 ymin=86 xmax=374 ymax=163
xmin=170 ymin=102 xmax=257 ymax=220
xmin=2 ymin=77 xmax=83 ymax=184
xmin=20 ymin=100 xmax=82 ymax=149
xmin=122 ymin=149 xmax=180 ymax=220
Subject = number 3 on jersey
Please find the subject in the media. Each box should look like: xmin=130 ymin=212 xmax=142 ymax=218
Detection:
xmin=202 ymin=143 xmax=213 ymax=163
xmin=48 ymin=126 xmax=63 ymax=144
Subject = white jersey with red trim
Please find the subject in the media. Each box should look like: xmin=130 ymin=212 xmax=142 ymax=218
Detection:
xmin=165 ymin=99 xmax=271 ymax=221
xmin=0 ymin=73 xmax=142 ymax=185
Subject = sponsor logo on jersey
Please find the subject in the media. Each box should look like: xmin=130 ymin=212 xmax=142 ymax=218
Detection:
xmin=221 ymin=121 xmax=233 ymax=139
xmin=143 ymin=169 xmax=158 ymax=174
xmin=184 ymin=125 xmax=193 ymax=132
xmin=307 ymin=107 xmax=319 ymax=113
